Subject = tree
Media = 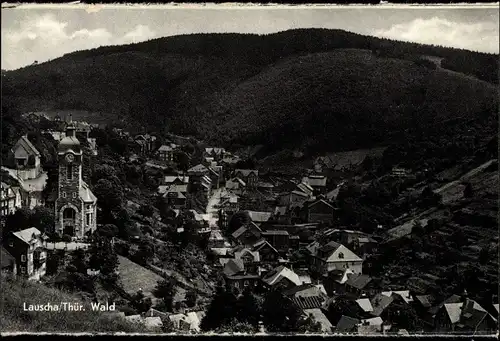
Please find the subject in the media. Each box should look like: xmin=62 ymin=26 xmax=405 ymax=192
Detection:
xmin=62 ymin=234 xmax=72 ymax=248
xmin=214 ymin=319 xmax=256 ymax=333
xmin=93 ymin=178 xmax=124 ymax=214
xmin=463 ymin=182 xmax=473 ymax=198
xmin=228 ymin=211 xmax=251 ymax=233
xmin=235 ymin=288 xmax=261 ymax=326
xmin=154 ymin=279 xmax=177 ymax=312
xmin=185 ymin=290 xmax=197 ymax=308
xmin=30 ymin=206 xmax=55 ymax=234
xmin=478 ymin=247 xmax=491 ymax=265
xmin=46 ymin=251 xmax=61 ymax=275
xmin=262 ymin=290 xmax=302 ymax=332
xmin=200 ymin=285 xmax=238 ymax=331
xmin=96 ymin=224 xmax=118 ymax=239
xmin=70 ymin=248 xmax=87 ymax=274
xmin=138 ymin=204 xmax=154 ymax=218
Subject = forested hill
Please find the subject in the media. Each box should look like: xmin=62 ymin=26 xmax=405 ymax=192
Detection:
xmin=2 ymin=29 xmax=498 ymax=155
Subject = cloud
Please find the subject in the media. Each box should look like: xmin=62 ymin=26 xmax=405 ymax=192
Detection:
xmin=1 ymin=14 xmax=157 ymax=70
xmin=373 ymin=17 xmax=499 ymax=54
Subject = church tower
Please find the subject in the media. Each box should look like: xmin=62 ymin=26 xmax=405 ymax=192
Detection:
xmin=54 ymin=122 xmax=97 ymax=239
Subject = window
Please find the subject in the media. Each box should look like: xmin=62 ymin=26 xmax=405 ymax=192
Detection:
xmin=338 ymin=252 xmax=344 ymax=259
xmin=67 ymin=165 xmax=73 ymax=180
xmin=17 ymin=158 xmax=26 ymax=167
xmin=86 ymin=213 xmax=91 ymax=226
xmin=9 ymin=242 xmax=13 ymax=247
xmin=21 ymin=267 xmax=26 ymax=274
xmin=62 ymin=192 xmax=66 ymax=198
xmin=234 ymin=282 xmax=239 ymax=289
xmin=72 ymin=192 xmax=77 ymax=198
xmin=21 ymin=255 xmax=26 ymax=262
xmin=244 ymin=280 xmax=249 ymax=287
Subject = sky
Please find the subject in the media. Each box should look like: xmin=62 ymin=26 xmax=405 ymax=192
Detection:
xmin=2 ymin=4 xmax=499 ymax=70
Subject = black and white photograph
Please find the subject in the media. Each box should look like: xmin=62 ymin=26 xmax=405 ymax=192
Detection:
xmin=0 ymin=3 xmax=498 ymax=336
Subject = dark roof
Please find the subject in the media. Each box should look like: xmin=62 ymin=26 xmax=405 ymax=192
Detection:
xmin=458 ymin=299 xmax=491 ymax=330
xmin=336 ymin=315 xmax=360 ymax=332
xmin=1 ymin=246 xmax=16 ymax=268
xmin=282 ymin=283 xmax=316 ymax=296
xmin=223 ymin=259 xmax=244 ymax=277
xmin=415 ymin=295 xmax=433 ymax=308
xmin=345 ymin=274 xmax=372 ymax=290
xmin=428 ymin=294 xmax=461 ymax=316
xmin=292 ymin=295 xmax=325 ymax=310
xmin=370 ymin=293 xmax=394 ymax=316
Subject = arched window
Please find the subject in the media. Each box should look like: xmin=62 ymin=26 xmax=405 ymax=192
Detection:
xmin=338 ymin=252 xmax=344 ymax=259
xmin=67 ymin=165 xmax=73 ymax=180
xmin=63 ymin=207 xmax=76 ymax=219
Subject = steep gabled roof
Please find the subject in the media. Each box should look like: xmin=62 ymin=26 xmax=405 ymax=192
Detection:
xmin=223 ymin=259 xmax=245 ymax=277
xmin=247 ymin=211 xmax=272 ymax=223
xmin=158 ymin=145 xmax=173 ymax=152
xmin=336 ymin=315 xmax=360 ymax=332
xmin=235 ymin=169 xmax=259 ymax=177
xmin=80 ymin=181 xmax=97 ymax=203
xmin=262 ymin=265 xmax=301 ymax=287
xmin=13 ymin=135 xmax=41 ymax=157
xmin=302 ymin=175 xmax=327 ymax=187
xmin=12 ymin=227 xmax=42 ymax=244
xmin=1 ymin=246 xmax=16 ymax=268
xmin=346 ymin=274 xmax=372 ymax=290
xmin=308 ymin=199 xmax=335 ymax=210
xmin=187 ymin=164 xmax=209 ymax=174
xmin=370 ymin=293 xmax=394 ymax=317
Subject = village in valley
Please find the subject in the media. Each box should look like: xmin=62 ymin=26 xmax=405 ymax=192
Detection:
xmin=1 ymin=108 xmax=498 ymax=334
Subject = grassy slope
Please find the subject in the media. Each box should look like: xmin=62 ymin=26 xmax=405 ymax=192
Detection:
xmin=1 ymin=275 xmax=147 ymax=333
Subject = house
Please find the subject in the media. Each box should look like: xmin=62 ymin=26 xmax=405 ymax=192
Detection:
xmin=381 ymin=290 xmax=414 ymax=305
xmin=279 ymin=191 xmax=310 ymax=207
xmin=234 ymin=169 xmax=259 ymax=188
xmin=309 ymin=241 xmax=363 ymax=275
xmin=225 ymin=177 xmax=246 ymax=194
xmin=163 ymin=184 xmax=188 ymax=209
xmin=391 ymin=167 xmax=412 ymax=178
xmin=247 ymin=211 xmax=273 ymax=226
xmin=220 ymin=193 xmax=239 ymax=213
xmin=335 ymin=315 xmax=361 ymax=333
xmin=261 ymin=230 xmax=290 ymax=253
xmin=296 ymin=182 xmax=314 ymax=197
xmin=204 ymin=147 xmax=225 ymax=161
xmin=302 ymin=175 xmax=327 ymax=194
xmin=370 ymin=293 xmax=394 ymax=317
xmin=134 ymin=134 xmax=157 ymax=154
xmin=187 ymin=164 xmax=212 ymax=197
xmin=208 ymin=166 xmax=222 ymax=189
xmin=169 ymin=311 xmax=206 ymax=333
xmin=304 ymin=199 xmax=338 ymax=224
xmin=158 ymin=145 xmax=174 ymax=163
xmin=207 ymin=230 xmax=226 ymax=249
xmin=434 ymin=297 xmax=497 ymax=333
xmin=344 ymin=274 xmax=374 ymax=296
xmin=304 ymin=308 xmax=334 ymax=333
xmin=231 ymin=222 xmax=263 ymax=246
xmin=251 ymin=239 xmax=280 ymax=264
xmin=283 ymin=283 xmax=328 ymax=308
xmin=3 ymin=227 xmax=46 ymax=280
xmin=1 ymin=246 xmax=17 ymax=276
xmin=1 ymin=182 xmax=22 ymax=216
xmin=222 ymin=258 xmax=261 ymax=291
xmin=234 ymin=247 xmax=261 ymax=274
xmin=163 ymin=175 xmax=189 ymax=186
xmin=9 ymin=135 xmax=42 ymax=181
xmin=262 ymin=265 xmax=301 ymax=291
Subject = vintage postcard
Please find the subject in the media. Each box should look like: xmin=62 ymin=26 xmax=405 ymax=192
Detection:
xmin=1 ymin=3 xmax=498 ymax=336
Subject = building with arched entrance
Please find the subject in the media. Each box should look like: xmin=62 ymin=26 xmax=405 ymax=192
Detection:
xmin=54 ymin=123 xmax=97 ymax=239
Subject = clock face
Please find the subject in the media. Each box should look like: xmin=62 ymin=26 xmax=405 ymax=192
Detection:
xmin=65 ymin=153 xmax=74 ymax=162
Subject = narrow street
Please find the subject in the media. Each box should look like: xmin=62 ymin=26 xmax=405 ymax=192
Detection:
xmin=205 ymin=186 xmax=227 ymax=229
